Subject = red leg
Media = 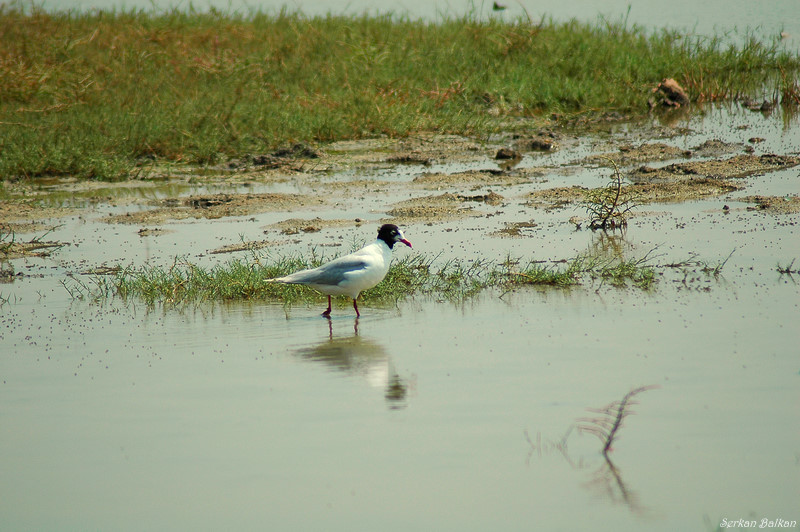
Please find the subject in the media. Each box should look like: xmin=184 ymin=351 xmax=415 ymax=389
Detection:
xmin=322 ymin=295 xmax=332 ymax=317
xmin=353 ymin=298 xmax=360 ymax=318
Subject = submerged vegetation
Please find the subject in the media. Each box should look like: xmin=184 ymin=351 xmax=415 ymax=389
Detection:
xmin=66 ymin=249 xmax=659 ymax=307
xmin=2 ymin=4 xmax=799 ymax=180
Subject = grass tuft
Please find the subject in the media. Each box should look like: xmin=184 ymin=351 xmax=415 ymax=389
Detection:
xmin=68 ymin=249 xmax=659 ymax=308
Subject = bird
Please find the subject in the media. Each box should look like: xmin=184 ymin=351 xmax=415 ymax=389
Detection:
xmin=265 ymin=224 xmax=412 ymax=317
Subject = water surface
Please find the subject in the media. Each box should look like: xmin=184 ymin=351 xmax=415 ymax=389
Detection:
xmin=1 ymin=106 xmax=799 ymax=531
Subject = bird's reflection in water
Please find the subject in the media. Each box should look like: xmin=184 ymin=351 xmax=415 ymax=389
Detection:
xmin=294 ymin=318 xmax=409 ymax=409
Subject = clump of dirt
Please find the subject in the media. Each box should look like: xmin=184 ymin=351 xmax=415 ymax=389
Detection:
xmin=631 ymin=154 xmax=800 ymax=182
xmin=524 ymin=178 xmax=743 ymax=211
xmin=1 ymin=219 xmax=67 ymax=259
xmin=104 ymin=193 xmax=324 ymax=225
xmin=375 ymin=191 xmax=503 ymax=224
xmin=739 ymin=195 xmax=800 ymax=214
xmin=492 ymin=221 xmax=538 ymax=237
xmin=582 ymin=139 xmax=753 ymax=168
xmin=385 ymin=152 xmax=434 ymax=166
xmin=219 ymin=143 xmax=323 ymax=172
xmin=495 ymin=147 xmax=521 ymax=160
xmin=526 ymin=186 xmax=588 ymax=209
xmin=324 ymin=134 xmax=485 ymax=168
xmin=583 ymin=142 xmax=691 ymax=166
xmin=267 ymin=217 xmax=362 ymax=235
xmin=458 ymin=191 xmax=504 ymax=205
xmin=394 ymin=134 xmax=485 ymax=161
xmin=629 ymin=178 xmax=743 ymax=203
xmin=137 ymin=228 xmax=169 ymax=237
xmin=0 ymin=265 xmax=16 ymax=282
xmin=386 ymin=193 xmax=476 ymax=222
xmin=0 ymin=202 xmax=77 ymax=226
xmin=691 ymin=139 xmax=746 ymax=158
xmin=412 ymin=169 xmax=528 ymax=188
xmin=1 ymin=239 xmax=65 ymax=260
xmin=512 ymin=130 xmax=560 ymax=152
xmin=207 ymin=240 xmax=274 ymax=255
xmin=318 ymin=179 xmax=391 ymax=193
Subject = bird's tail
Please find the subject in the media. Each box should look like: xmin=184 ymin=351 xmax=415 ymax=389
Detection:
xmin=264 ymin=276 xmax=291 ymax=284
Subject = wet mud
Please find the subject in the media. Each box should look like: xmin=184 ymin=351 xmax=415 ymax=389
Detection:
xmin=1 ymin=112 xmax=798 ymax=259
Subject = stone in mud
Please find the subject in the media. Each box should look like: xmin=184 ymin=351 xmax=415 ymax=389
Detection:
xmin=514 ymin=132 xmax=559 ymax=152
xmin=458 ymin=191 xmax=504 ymax=206
xmin=495 ymin=148 xmax=521 ymax=160
xmin=650 ymin=78 xmax=690 ymax=108
xmin=272 ymin=143 xmax=322 ymax=159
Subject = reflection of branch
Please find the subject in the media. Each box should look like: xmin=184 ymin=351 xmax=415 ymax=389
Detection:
xmin=585 ymin=450 xmax=642 ymax=512
xmin=577 ymin=385 xmax=659 ymax=457
xmin=578 ymin=385 xmax=658 ymax=513
xmin=526 ymin=385 xmax=658 ymax=514
xmin=524 ymin=426 xmax=578 ymax=468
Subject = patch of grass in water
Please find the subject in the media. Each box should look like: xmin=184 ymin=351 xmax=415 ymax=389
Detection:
xmin=73 ymin=250 xmax=657 ymax=308
xmin=2 ymin=5 xmax=799 ymax=179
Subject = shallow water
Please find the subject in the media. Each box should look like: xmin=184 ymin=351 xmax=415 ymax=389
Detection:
xmin=2 ymin=107 xmax=799 ymax=530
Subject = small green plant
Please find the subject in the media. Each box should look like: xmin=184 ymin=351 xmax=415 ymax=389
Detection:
xmin=583 ymin=159 xmax=640 ymax=230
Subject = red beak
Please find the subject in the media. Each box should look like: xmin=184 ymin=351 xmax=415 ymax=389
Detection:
xmin=400 ymin=239 xmax=412 ymax=248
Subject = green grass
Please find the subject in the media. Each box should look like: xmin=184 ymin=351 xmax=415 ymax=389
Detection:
xmin=68 ymin=250 xmax=657 ymax=307
xmin=2 ymin=4 xmax=798 ymax=179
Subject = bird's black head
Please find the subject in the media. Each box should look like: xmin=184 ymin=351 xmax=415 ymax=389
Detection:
xmin=377 ymin=224 xmax=412 ymax=249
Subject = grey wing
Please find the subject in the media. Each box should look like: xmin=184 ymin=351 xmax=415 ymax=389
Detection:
xmin=282 ymin=256 xmax=369 ymax=286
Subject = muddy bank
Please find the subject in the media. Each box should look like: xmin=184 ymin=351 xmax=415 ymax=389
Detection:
xmin=1 ymin=116 xmax=798 ymax=259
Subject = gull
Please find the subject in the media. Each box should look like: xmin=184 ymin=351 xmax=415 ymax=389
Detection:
xmin=265 ymin=224 xmax=412 ymax=317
